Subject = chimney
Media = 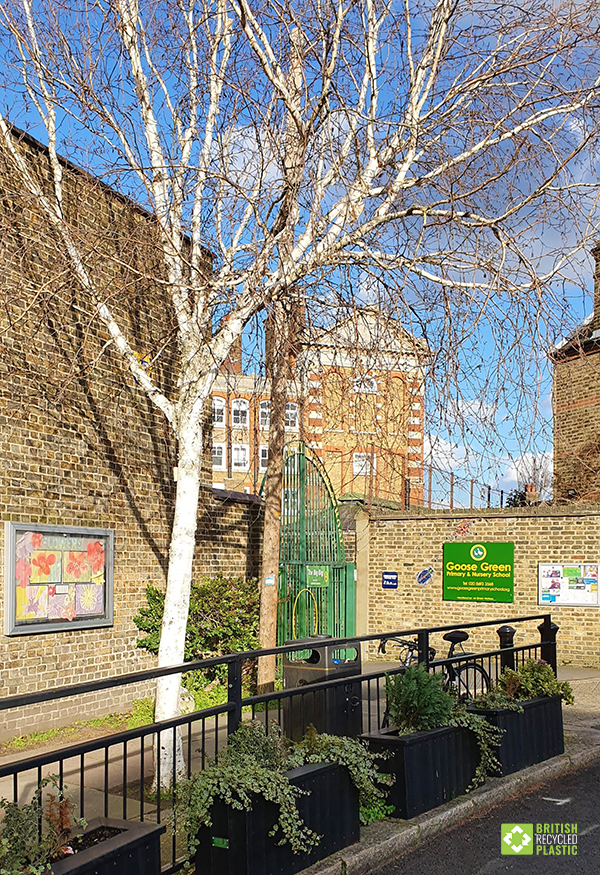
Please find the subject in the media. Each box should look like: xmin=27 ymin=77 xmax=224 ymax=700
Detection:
xmin=592 ymin=242 xmax=600 ymax=332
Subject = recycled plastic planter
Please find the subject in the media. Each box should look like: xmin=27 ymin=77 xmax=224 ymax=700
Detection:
xmin=51 ymin=817 xmax=165 ymax=875
xmin=361 ymin=725 xmax=480 ymax=819
xmin=194 ymin=762 xmax=360 ymax=875
xmin=468 ymin=696 xmax=564 ymax=776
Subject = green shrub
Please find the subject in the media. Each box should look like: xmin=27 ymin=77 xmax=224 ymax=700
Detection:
xmin=134 ymin=574 xmax=259 ymax=664
xmin=385 ymin=664 xmax=454 ymax=732
xmin=0 ymin=778 xmax=85 ymax=874
xmin=385 ymin=665 xmax=502 ymax=789
xmin=134 ymin=574 xmax=260 ymax=692
xmin=497 ymin=659 xmax=574 ymax=705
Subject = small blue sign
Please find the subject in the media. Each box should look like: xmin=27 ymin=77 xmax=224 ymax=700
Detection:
xmin=382 ymin=572 xmax=398 ymax=589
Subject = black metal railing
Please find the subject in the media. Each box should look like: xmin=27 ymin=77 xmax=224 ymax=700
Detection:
xmin=0 ymin=614 xmax=556 ymax=873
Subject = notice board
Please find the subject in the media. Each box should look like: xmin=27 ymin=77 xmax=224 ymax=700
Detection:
xmin=538 ymin=563 xmax=599 ymax=607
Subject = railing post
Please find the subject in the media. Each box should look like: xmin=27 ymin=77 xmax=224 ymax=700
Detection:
xmin=417 ymin=630 xmax=430 ymax=668
xmin=497 ymin=625 xmax=516 ymax=672
xmin=538 ymin=617 xmax=559 ymax=676
xmin=227 ymin=657 xmax=243 ymax=735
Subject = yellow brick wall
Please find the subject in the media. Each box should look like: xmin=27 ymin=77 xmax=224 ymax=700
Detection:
xmin=0 ymin=129 xmax=262 ymax=737
xmin=362 ymin=507 xmax=600 ymax=668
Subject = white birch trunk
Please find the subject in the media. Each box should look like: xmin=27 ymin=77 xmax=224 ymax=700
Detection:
xmin=153 ymin=415 xmax=204 ymax=787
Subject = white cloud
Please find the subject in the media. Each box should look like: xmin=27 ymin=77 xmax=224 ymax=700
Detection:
xmin=424 ymin=434 xmax=467 ymax=471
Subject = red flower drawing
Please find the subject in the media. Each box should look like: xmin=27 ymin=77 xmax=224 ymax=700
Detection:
xmin=16 ymin=558 xmax=32 ymax=588
xmin=86 ymin=541 xmax=104 ymax=575
xmin=62 ymin=603 xmax=76 ymax=621
xmin=66 ymin=551 xmax=88 ymax=579
xmin=31 ymin=553 xmax=56 ymax=578
xmin=31 ymin=532 xmax=43 ymax=548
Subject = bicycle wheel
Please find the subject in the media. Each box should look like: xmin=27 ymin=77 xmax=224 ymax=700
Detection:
xmin=454 ymin=663 xmax=490 ymax=700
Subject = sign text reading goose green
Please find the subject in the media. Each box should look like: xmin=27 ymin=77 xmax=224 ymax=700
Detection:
xmin=443 ymin=542 xmax=514 ymax=603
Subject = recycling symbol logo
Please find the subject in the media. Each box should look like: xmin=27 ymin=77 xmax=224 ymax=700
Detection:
xmin=501 ymin=824 xmax=533 ymax=855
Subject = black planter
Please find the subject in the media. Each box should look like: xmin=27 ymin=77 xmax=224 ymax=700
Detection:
xmin=194 ymin=762 xmax=360 ymax=875
xmin=468 ymin=696 xmax=564 ymax=776
xmin=360 ymin=725 xmax=480 ymax=819
xmin=51 ymin=818 xmax=165 ymax=875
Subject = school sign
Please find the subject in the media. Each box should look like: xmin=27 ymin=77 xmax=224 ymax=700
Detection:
xmin=443 ymin=542 xmax=514 ymax=603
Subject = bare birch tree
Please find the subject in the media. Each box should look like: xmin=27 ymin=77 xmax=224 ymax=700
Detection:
xmin=1 ymin=0 xmax=600 ymax=772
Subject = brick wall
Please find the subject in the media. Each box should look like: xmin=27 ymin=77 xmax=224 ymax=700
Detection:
xmin=361 ymin=507 xmax=600 ymax=668
xmin=0 ymin=130 xmax=263 ymax=738
xmin=554 ymin=348 xmax=600 ymax=499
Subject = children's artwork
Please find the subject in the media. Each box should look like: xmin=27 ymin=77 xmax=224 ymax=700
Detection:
xmin=5 ymin=523 xmax=113 ymax=634
xmin=538 ymin=563 xmax=599 ymax=607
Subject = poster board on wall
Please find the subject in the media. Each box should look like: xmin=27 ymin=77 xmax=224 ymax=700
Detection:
xmin=538 ymin=563 xmax=599 ymax=607
xmin=4 ymin=522 xmax=114 ymax=635
xmin=443 ymin=542 xmax=514 ymax=603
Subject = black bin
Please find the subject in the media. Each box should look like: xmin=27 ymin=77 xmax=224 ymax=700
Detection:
xmin=282 ymin=635 xmax=362 ymax=741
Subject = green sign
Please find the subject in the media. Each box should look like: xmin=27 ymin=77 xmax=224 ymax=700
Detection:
xmin=306 ymin=565 xmax=330 ymax=588
xmin=443 ymin=542 xmax=514 ymax=602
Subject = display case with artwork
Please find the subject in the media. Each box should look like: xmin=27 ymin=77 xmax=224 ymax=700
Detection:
xmin=4 ymin=523 xmax=114 ymax=635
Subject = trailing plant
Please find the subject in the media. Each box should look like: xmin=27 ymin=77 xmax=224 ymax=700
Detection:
xmin=385 ymin=665 xmax=453 ymax=732
xmin=449 ymin=704 xmax=503 ymax=789
xmin=176 ymin=721 xmax=393 ymax=862
xmin=385 ymin=664 xmax=503 ymax=788
xmin=497 ymin=660 xmax=574 ymax=705
xmin=470 ymin=686 xmax=523 ymax=712
xmin=289 ymin=724 xmax=394 ymax=824
xmin=0 ymin=777 xmax=86 ymax=874
xmin=175 ymin=723 xmax=318 ymax=862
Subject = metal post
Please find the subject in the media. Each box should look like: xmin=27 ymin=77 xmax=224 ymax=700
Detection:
xmin=470 ymin=479 xmax=474 ymax=509
xmin=428 ymin=465 xmax=432 ymax=509
xmin=500 ymin=490 xmax=504 ymax=508
xmin=417 ymin=630 xmax=430 ymax=668
xmin=227 ymin=657 xmax=243 ymax=735
xmin=450 ymin=472 xmax=454 ymax=510
xmin=487 ymin=485 xmax=491 ymax=508
xmin=497 ymin=625 xmax=516 ymax=672
xmin=538 ymin=617 xmax=559 ymax=676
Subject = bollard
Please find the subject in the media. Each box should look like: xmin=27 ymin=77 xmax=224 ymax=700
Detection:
xmin=537 ymin=618 xmax=559 ymax=676
xmin=497 ymin=625 xmax=516 ymax=672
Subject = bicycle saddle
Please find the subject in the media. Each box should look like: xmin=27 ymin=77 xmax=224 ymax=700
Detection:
xmin=442 ymin=629 xmax=469 ymax=644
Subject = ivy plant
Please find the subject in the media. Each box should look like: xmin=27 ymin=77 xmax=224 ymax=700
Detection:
xmin=175 ymin=721 xmax=392 ymax=863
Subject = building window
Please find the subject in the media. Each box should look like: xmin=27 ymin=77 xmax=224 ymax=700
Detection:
xmin=232 ymin=444 xmax=249 ymax=471
xmin=259 ymin=400 xmax=270 ymax=429
xmin=285 ymin=402 xmax=299 ymax=430
xmin=212 ymin=443 xmax=225 ymax=470
xmin=353 ymin=375 xmax=377 ymax=394
xmin=231 ymin=398 xmax=249 ymax=427
xmin=353 ymin=451 xmax=376 ymax=476
xmin=212 ymin=396 xmax=225 ymax=425
xmin=259 ymin=445 xmax=269 ymax=471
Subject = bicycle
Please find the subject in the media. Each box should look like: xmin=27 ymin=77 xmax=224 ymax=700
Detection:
xmin=377 ymin=629 xmax=491 ymax=722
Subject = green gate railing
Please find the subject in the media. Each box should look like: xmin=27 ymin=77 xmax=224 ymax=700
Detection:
xmin=277 ymin=442 xmax=356 ymax=644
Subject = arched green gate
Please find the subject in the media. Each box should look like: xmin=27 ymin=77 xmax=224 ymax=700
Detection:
xmin=277 ymin=442 xmax=356 ymax=643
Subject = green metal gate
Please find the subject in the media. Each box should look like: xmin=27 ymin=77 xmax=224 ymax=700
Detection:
xmin=277 ymin=442 xmax=356 ymax=643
